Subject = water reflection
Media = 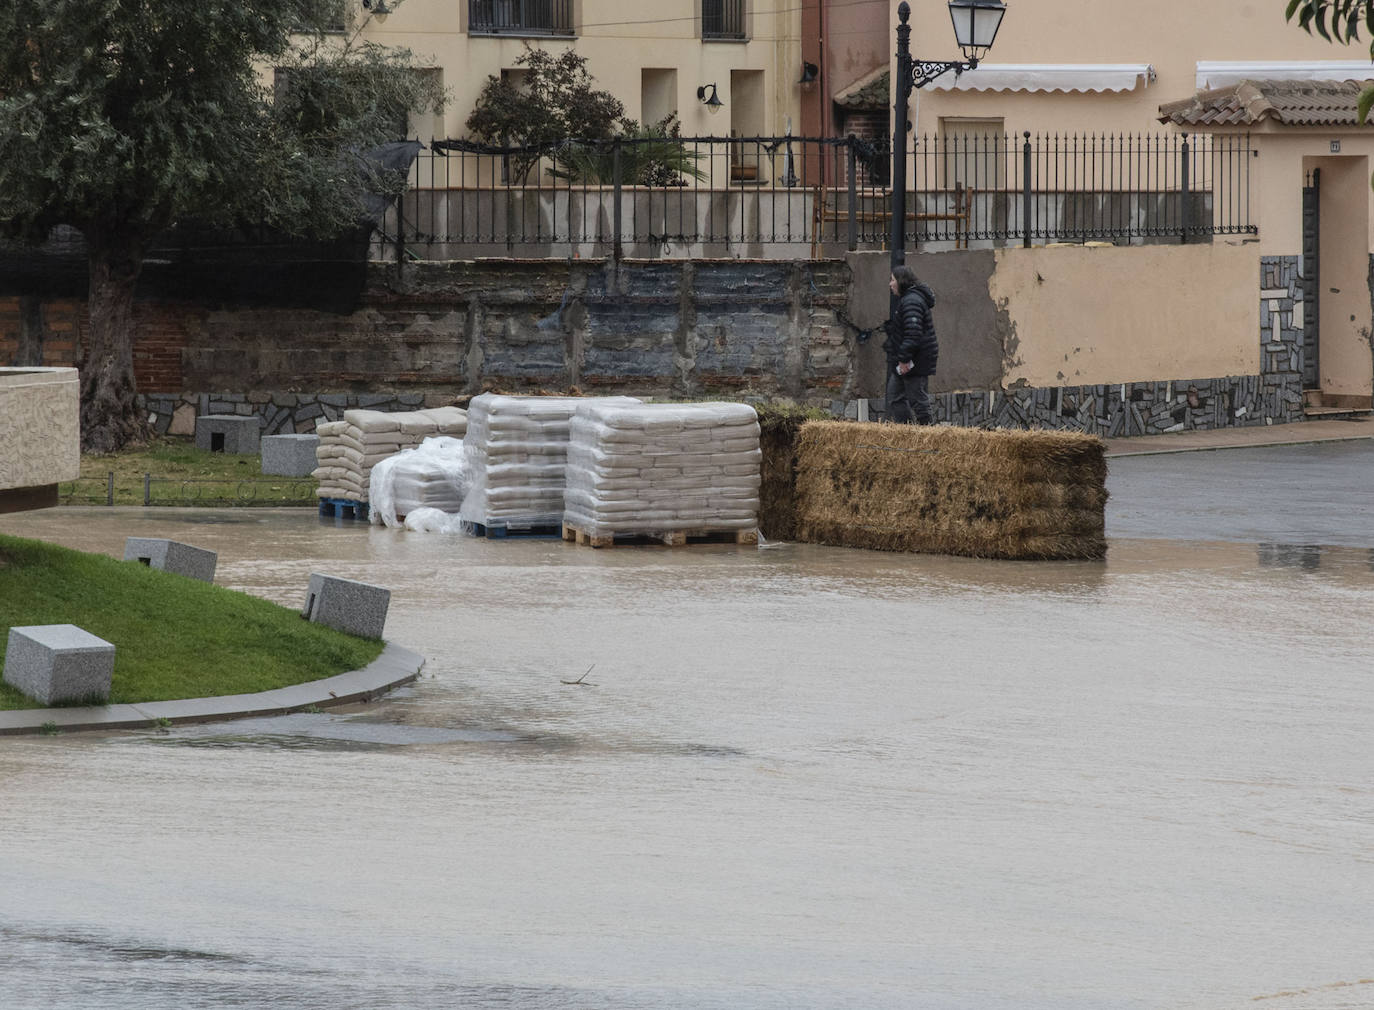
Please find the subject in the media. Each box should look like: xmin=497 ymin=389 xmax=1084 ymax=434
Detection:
xmin=1 ymin=503 xmax=1373 ymax=1010
xmin=1258 ymin=542 xmax=1324 ymax=570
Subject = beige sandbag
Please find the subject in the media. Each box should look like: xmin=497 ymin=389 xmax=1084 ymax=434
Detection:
xmin=343 ymin=409 xmax=402 ymax=434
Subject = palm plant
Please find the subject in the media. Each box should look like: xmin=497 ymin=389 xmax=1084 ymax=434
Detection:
xmin=553 ymin=115 xmax=705 ymax=187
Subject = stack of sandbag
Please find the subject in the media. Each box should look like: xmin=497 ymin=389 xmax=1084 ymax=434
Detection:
xmin=563 ymin=402 xmax=762 ymax=537
xmin=313 ymin=406 xmax=467 ymax=502
xmin=368 ymin=436 xmax=468 ymax=529
xmin=458 ymin=393 xmax=639 ymax=530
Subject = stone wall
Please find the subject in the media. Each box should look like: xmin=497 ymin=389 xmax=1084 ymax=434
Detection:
xmin=0 ymin=251 xmax=1316 ymax=439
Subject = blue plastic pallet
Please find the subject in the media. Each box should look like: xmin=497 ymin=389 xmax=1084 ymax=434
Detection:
xmin=319 ymin=498 xmax=370 ymax=522
xmin=463 ymin=520 xmax=562 ymax=540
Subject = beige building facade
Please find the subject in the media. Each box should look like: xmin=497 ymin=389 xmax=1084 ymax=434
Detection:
xmin=886 ymin=0 xmax=1374 ymax=407
xmin=353 ymin=0 xmax=807 ymax=142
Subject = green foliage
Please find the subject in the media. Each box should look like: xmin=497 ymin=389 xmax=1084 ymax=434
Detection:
xmin=1285 ymin=1 xmax=1374 ymax=121
xmin=0 ymin=0 xmax=441 ymax=243
xmin=1286 ymin=0 xmax=1374 ymax=47
xmin=552 ymin=115 xmax=706 ymax=187
xmin=465 ymin=47 xmax=626 ymax=182
xmin=0 ymin=0 xmax=442 ymax=452
xmin=0 ymin=533 xmax=384 ymax=710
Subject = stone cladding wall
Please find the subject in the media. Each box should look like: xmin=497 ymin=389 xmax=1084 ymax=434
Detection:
xmin=856 ymin=255 xmax=1307 ymax=433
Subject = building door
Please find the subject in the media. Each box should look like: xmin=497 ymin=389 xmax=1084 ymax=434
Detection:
xmin=1301 ymin=168 xmax=1320 ymax=390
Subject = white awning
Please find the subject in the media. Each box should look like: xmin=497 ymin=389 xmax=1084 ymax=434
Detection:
xmin=928 ymin=63 xmax=1155 ymax=93
xmin=1197 ymin=60 xmax=1374 ymax=90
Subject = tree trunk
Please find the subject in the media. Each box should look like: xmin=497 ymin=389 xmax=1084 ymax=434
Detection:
xmin=79 ymin=234 xmax=151 ymax=454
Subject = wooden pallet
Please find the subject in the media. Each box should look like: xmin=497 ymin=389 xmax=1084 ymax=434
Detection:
xmin=319 ymin=498 xmax=369 ymax=521
xmin=562 ymin=523 xmax=759 ymax=549
xmin=464 ymin=520 xmax=564 ymax=540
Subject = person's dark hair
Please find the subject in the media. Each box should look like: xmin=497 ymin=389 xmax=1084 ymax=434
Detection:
xmin=891 ymin=265 xmax=918 ymax=293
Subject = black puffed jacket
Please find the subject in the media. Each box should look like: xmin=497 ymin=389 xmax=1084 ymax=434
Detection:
xmin=883 ymin=282 xmax=938 ymax=376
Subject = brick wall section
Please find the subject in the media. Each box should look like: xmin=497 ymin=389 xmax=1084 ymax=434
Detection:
xmin=1 ymin=296 xmax=85 ymax=369
xmin=131 ymin=303 xmax=197 ymax=392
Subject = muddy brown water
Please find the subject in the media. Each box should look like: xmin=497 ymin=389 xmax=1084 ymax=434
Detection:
xmin=1 ymin=443 xmax=1372 ymax=1009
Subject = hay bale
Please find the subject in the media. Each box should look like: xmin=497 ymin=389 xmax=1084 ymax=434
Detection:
xmin=793 ymin=421 xmax=1108 ymax=560
xmin=756 ymin=402 xmax=832 ymax=542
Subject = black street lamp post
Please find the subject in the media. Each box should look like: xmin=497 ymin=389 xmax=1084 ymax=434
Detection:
xmin=890 ymin=0 xmax=1006 ymax=277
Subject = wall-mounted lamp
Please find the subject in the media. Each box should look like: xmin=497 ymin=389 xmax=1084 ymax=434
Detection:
xmin=362 ymin=0 xmax=393 ymax=17
xmin=697 ymin=83 xmax=723 ymax=109
xmin=799 ymin=62 xmax=819 ymax=84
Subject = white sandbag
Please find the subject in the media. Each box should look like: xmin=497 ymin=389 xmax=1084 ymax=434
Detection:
xmin=459 ymin=393 xmax=639 ymax=528
xmin=562 ymin=401 xmax=760 ymax=537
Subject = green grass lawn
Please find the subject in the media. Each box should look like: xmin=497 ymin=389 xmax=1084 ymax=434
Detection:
xmin=0 ymin=533 xmax=384 ymax=710
xmin=72 ymin=436 xmax=317 ymax=506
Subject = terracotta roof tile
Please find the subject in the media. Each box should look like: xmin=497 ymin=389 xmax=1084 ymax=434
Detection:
xmin=834 ymin=67 xmax=889 ymax=111
xmin=1159 ymin=79 xmax=1374 ymax=127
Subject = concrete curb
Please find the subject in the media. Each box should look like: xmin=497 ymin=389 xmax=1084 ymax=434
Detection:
xmin=1104 ymin=418 xmax=1374 ymax=458
xmin=0 ymin=642 xmax=424 ymax=737
xmin=1105 ymin=433 xmax=1374 ymax=458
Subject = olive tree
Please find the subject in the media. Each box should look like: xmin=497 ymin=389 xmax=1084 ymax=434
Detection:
xmin=0 ymin=0 xmax=441 ymax=452
xmin=465 ymin=47 xmax=626 ymax=183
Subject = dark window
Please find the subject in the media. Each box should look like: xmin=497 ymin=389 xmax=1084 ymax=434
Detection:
xmin=702 ymin=0 xmax=746 ymax=40
xmin=469 ymin=0 xmax=575 ymax=36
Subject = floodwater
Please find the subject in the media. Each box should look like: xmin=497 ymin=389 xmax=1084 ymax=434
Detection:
xmin=1 ymin=442 xmax=1373 ymax=1010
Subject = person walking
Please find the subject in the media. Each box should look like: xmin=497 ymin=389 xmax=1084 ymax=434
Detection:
xmin=883 ymin=265 xmax=938 ymax=424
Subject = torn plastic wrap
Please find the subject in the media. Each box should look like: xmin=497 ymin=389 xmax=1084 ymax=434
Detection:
xmin=368 ymin=436 xmax=469 ymax=528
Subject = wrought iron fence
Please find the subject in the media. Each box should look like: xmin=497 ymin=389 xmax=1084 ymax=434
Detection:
xmin=58 ymin=474 xmax=317 ymax=507
xmin=375 ymin=131 xmax=1255 ymax=261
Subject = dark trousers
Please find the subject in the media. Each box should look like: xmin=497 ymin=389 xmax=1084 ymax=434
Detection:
xmin=886 ymin=368 xmax=932 ymax=425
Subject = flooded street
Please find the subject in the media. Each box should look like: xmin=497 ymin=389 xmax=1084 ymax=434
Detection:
xmin=1 ymin=442 xmax=1372 ymax=1009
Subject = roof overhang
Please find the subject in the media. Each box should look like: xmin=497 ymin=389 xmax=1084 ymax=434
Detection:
xmin=928 ymin=63 xmax=1155 ymax=93
xmin=1160 ymin=78 xmax=1374 ymax=129
xmin=1197 ymin=61 xmax=1374 ymax=90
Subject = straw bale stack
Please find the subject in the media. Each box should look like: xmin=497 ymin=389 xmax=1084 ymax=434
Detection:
xmin=793 ymin=421 xmax=1108 ymax=560
xmin=312 ymin=407 xmax=467 ymax=502
xmin=755 ymin=403 xmax=831 ymax=541
xmin=459 ymin=393 xmax=639 ymax=529
xmin=563 ymin=402 xmax=761 ymax=537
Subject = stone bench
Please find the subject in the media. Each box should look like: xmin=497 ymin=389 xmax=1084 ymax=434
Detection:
xmin=4 ymin=625 xmax=115 ymax=705
xmin=124 ymin=538 xmax=218 ymax=583
xmin=195 ymin=414 xmax=260 ymax=454
xmin=302 ymin=574 xmax=390 ymax=639
xmin=261 ymin=433 xmax=320 ymax=477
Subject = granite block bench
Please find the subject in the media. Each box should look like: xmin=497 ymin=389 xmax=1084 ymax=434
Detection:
xmin=261 ymin=433 xmax=320 ymax=477
xmin=302 ymin=574 xmax=390 ymax=639
xmin=196 ymin=414 xmax=260 ymax=453
xmin=124 ymin=537 xmax=218 ymax=583
xmin=4 ymin=625 xmax=115 ymax=705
